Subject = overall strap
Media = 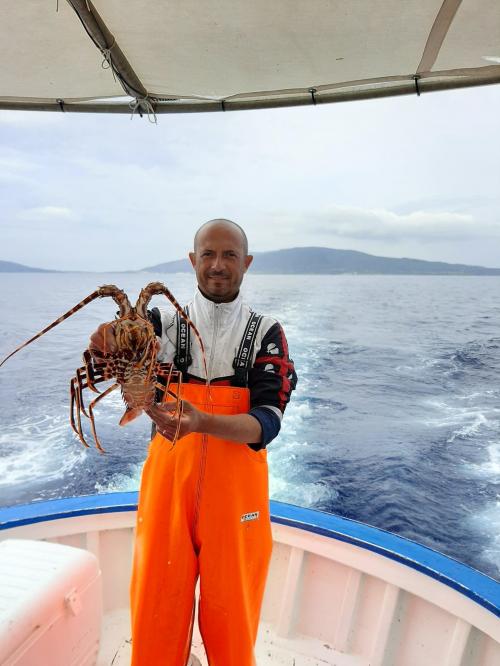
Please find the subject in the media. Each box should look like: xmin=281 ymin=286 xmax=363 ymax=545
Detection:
xmin=149 ymin=307 xmax=163 ymax=337
xmin=232 ymin=312 xmax=263 ymax=388
xmin=174 ymin=305 xmax=192 ymax=379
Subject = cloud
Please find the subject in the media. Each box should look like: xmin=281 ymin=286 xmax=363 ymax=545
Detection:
xmin=0 ymin=153 xmax=39 ymax=183
xmin=1 ymin=85 xmax=500 ymax=270
xmin=304 ymin=205 xmax=499 ymax=242
xmin=0 ymin=111 xmax=60 ymax=126
xmin=17 ymin=206 xmax=77 ymax=223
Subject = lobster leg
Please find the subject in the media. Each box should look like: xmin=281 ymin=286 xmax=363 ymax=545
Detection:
xmin=76 ymin=367 xmax=90 ymax=418
xmin=151 ymin=382 xmax=184 ymax=445
xmin=0 ymin=285 xmax=132 ymax=369
xmin=70 ymin=376 xmax=90 ymax=448
xmin=88 ymin=383 xmax=120 ymax=453
xmin=76 ymin=363 xmax=107 ymax=419
xmin=70 ymin=368 xmax=108 ymax=446
xmin=83 ymin=350 xmax=101 ymax=394
xmin=156 ymin=362 xmax=175 ymax=376
xmin=70 ymin=377 xmax=85 ymax=444
xmin=171 ymin=372 xmax=184 ymax=444
xmin=154 ymin=363 xmax=184 ymax=445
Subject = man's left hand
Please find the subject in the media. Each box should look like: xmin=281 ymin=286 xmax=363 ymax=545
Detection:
xmin=146 ymin=400 xmax=202 ymax=442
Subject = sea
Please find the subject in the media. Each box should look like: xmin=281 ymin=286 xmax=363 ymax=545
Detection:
xmin=0 ymin=272 xmax=499 ymax=580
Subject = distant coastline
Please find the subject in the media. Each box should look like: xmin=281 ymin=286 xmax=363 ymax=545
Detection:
xmin=0 ymin=260 xmax=54 ymax=273
xmin=3 ymin=248 xmax=500 ymax=276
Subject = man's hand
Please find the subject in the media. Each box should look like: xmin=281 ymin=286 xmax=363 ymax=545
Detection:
xmin=147 ymin=400 xmax=263 ymax=445
xmin=146 ymin=400 xmax=202 ymax=441
xmin=89 ymin=322 xmax=118 ymax=358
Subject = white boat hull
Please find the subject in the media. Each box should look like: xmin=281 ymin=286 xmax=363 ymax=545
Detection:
xmin=1 ymin=494 xmax=499 ymax=665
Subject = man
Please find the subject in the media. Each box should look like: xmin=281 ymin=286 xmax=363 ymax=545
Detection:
xmin=131 ymin=219 xmax=297 ymax=665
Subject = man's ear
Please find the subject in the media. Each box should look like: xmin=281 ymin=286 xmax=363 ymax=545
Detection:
xmin=189 ymin=252 xmax=196 ymax=269
xmin=244 ymin=255 xmax=253 ymax=271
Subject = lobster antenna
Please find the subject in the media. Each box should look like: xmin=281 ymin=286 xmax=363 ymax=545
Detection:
xmin=136 ymin=282 xmax=210 ymax=388
xmin=0 ymin=285 xmax=132 ymax=369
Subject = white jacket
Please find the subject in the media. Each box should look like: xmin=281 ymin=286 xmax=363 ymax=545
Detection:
xmin=154 ymin=288 xmax=297 ymax=420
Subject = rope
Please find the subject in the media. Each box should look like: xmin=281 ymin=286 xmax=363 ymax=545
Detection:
xmin=129 ymin=97 xmax=158 ymax=124
xmin=101 ymin=38 xmax=117 ymax=81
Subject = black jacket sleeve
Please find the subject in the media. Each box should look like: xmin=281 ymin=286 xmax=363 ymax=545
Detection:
xmin=248 ymin=322 xmax=297 ymax=413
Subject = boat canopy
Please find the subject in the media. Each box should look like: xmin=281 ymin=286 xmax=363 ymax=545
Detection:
xmin=1 ymin=0 xmax=499 ymax=114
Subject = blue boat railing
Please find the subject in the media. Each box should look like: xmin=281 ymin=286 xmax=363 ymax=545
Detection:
xmin=0 ymin=492 xmax=499 ymax=618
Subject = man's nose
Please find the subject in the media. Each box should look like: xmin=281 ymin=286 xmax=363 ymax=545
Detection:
xmin=210 ymin=254 xmax=225 ymax=271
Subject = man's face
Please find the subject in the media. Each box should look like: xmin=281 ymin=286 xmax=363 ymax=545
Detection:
xmin=189 ymin=224 xmax=253 ymax=303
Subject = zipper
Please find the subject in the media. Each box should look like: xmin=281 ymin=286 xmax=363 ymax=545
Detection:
xmin=192 ymin=304 xmax=218 ymax=548
xmin=207 ymin=303 xmax=220 ymax=380
xmin=192 ymin=433 xmax=208 ymax=550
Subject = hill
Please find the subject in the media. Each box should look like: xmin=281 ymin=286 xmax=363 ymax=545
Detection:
xmin=0 ymin=260 xmax=52 ymax=273
xmin=141 ymin=247 xmax=500 ymax=276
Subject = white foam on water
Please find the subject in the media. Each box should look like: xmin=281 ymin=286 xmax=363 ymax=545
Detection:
xmin=269 ymin=436 xmax=334 ymax=507
xmin=471 ymin=492 xmax=500 ymax=578
xmin=269 ymin=471 xmax=332 ymax=507
xmin=424 ymin=399 xmax=499 ymax=443
xmin=427 ymin=397 xmax=500 ymax=576
xmin=268 ymin=393 xmax=337 ymax=507
xmin=0 ymin=413 xmax=86 ymax=487
xmin=456 ymin=390 xmax=497 ymax=401
xmin=269 ymin=480 xmax=332 ymax=507
xmin=447 ymin=413 xmax=489 ymax=443
xmin=279 ymin=401 xmax=312 ymax=438
xmin=94 ymin=462 xmax=144 ymax=494
xmin=469 ymin=439 xmax=500 ymax=477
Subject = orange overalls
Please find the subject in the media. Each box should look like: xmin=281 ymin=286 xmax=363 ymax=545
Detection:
xmin=130 ymin=383 xmax=273 ymax=665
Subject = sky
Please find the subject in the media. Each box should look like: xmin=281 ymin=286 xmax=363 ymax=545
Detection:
xmin=1 ymin=83 xmax=499 ymax=271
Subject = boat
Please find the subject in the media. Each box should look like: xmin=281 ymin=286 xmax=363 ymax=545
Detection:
xmin=1 ymin=1 xmax=499 ymax=664
xmin=1 ymin=493 xmax=499 ymax=665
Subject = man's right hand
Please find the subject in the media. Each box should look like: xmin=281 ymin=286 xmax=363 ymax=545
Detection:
xmin=89 ymin=322 xmax=118 ymax=359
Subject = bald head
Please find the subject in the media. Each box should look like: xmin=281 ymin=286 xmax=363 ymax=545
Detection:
xmin=194 ymin=219 xmax=248 ymax=256
xmin=189 ymin=218 xmax=253 ymax=302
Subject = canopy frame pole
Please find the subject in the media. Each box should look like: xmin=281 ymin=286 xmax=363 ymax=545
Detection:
xmin=64 ymin=0 xmax=157 ymax=115
xmin=1 ymin=70 xmax=499 ymax=114
xmin=416 ymin=0 xmax=463 ymax=75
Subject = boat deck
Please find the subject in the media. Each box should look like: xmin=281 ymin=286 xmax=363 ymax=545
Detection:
xmin=98 ymin=608 xmax=364 ymax=666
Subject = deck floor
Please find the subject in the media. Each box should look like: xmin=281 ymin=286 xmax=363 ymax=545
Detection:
xmin=97 ymin=609 xmax=364 ymax=666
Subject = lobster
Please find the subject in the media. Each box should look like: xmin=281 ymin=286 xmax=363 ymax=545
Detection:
xmin=0 ymin=282 xmax=206 ymax=453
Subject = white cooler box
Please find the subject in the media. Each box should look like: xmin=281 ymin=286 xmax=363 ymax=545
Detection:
xmin=0 ymin=539 xmax=102 ymax=666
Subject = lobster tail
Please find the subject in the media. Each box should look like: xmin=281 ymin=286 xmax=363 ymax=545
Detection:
xmin=119 ymin=406 xmax=143 ymax=425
